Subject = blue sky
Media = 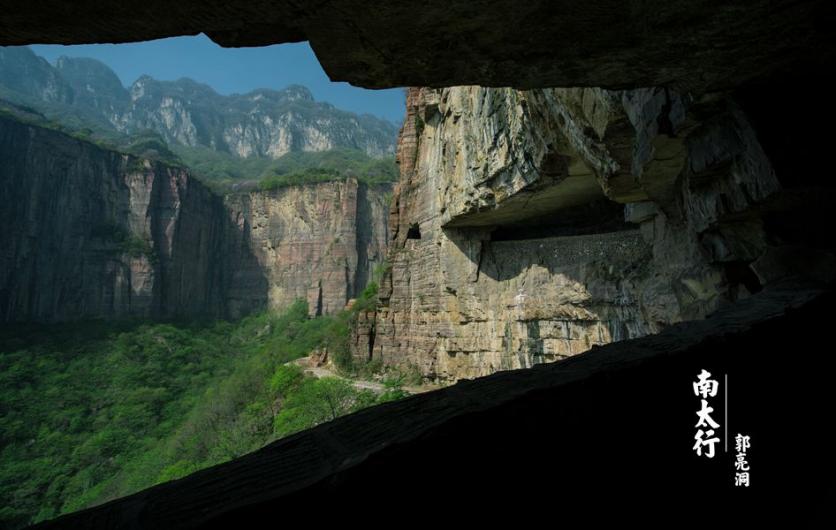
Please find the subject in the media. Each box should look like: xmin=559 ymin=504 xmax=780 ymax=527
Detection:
xmin=30 ymin=34 xmax=406 ymax=124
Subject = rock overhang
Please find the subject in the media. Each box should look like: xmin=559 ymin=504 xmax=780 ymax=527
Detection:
xmin=1 ymin=0 xmax=833 ymax=91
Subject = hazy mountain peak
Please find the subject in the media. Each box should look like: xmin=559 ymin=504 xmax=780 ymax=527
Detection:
xmin=240 ymin=86 xmax=316 ymax=109
xmin=279 ymin=84 xmax=314 ymax=101
xmin=55 ymin=55 xmax=129 ymax=115
xmin=1 ymin=46 xmax=398 ymax=159
xmin=55 ymin=55 xmax=122 ymax=85
xmin=0 ymin=46 xmax=73 ymax=104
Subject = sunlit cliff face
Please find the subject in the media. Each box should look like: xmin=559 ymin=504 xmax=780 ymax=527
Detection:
xmin=352 ymin=85 xmax=786 ymax=382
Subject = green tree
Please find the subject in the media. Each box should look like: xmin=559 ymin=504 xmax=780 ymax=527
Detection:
xmin=273 ymin=377 xmax=372 ymax=437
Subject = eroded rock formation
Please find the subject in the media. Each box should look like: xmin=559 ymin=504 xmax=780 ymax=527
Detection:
xmin=354 ymin=86 xmax=831 ymax=381
xmin=0 ymin=114 xmax=390 ymax=321
xmin=224 ymin=182 xmax=389 ymax=317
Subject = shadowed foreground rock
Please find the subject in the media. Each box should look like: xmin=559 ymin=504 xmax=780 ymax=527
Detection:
xmin=31 ymin=283 xmax=835 ymax=528
xmin=1 ymin=1 xmax=834 ymax=90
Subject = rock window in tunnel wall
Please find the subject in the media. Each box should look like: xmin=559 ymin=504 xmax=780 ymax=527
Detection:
xmin=407 ymin=223 xmax=422 ymax=239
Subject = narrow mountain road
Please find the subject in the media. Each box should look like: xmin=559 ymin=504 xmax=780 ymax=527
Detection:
xmin=292 ymin=356 xmax=437 ymax=394
xmin=303 ymin=363 xmax=387 ymax=392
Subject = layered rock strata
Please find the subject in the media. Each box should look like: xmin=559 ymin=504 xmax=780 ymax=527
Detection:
xmin=354 ymin=86 xmax=808 ymax=381
xmin=0 ymin=114 xmax=390 ymax=322
xmin=223 ymin=182 xmax=389 ymax=317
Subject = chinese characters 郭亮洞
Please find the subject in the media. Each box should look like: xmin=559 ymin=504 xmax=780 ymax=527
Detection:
xmin=734 ymin=433 xmax=751 ymax=487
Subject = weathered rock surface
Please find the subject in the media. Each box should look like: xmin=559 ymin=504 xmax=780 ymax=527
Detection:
xmin=224 ymin=182 xmax=389 ymax=317
xmin=0 ymin=114 xmax=390 ymax=321
xmin=355 ymin=86 xmax=820 ymax=381
xmin=0 ymin=114 xmax=228 ymax=320
xmin=0 ymin=1 xmax=832 ymax=92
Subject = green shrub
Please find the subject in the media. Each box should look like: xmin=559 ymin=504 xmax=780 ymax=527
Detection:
xmin=273 ymin=377 xmax=370 ymax=437
xmin=173 ymin=145 xmax=398 ymax=186
xmin=258 ymin=167 xmax=343 ymax=190
xmin=121 ymin=236 xmax=155 ymax=260
xmin=414 ymin=114 xmax=425 ymax=137
xmin=270 ymin=364 xmax=304 ymax=395
xmin=88 ymin=222 xmax=156 ymax=261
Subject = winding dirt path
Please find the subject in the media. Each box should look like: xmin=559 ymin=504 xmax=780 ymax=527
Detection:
xmin=291 ymin=356 xmax=437 ymax=394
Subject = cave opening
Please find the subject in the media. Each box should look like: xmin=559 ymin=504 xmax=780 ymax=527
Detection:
xmin=406 ymin=223 xmax=422 ymax=239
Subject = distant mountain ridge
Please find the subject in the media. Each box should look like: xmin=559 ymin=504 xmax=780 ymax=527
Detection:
xmin=0 ymin=46 xmax=398 ymax=160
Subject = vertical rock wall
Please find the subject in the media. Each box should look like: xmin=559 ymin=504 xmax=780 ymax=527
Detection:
xmin=223 ymin=180 xmax=390 ymax=317
xmin=0 ymin=114 xmax=390 ymax=322
xmin=356 ymin=86 xmax=787 ymax=382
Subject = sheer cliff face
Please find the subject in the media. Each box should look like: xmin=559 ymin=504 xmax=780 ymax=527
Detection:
xmin=0 ymin=114 xmax=229 ymax=321
xmin=224 ymin=182 xmax=390 ymax=317
xmin=357 ymin=86 xmax=786 ymax=381
xmin=0 ymin=114 xmax=390 ymax=322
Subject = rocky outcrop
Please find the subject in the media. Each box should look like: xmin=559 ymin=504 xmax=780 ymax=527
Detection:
xmin=354 ymin=86 xmax=829 ymax=382
xmin=0 ymin=113 xmax=226 ymax=320
xmin=55 ymin=55 xmax=130 ymax=121
xmin=0 ymin=47 xmax=397 ymax=159
xmin=1 ymin=1 xmax=832 ymax=92
xmin=0 ymin=114 xmax=390 ymax=322
xmin=223 ymin=181 xmax=390 ymax=317
xmin=121 ymin=77 xmax=396 ymax=158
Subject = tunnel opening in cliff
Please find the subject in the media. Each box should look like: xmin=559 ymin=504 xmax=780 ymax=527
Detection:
xmin=406 ymin=223 xmax=421 ymax=239
xmin=488 ymin=197 xmax=631 ymax=241
xmin=441 ymin=145 xmax=612 ymax=231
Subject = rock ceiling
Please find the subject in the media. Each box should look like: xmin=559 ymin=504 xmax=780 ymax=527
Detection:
xmin=1 ymin=0 xmax=833 ymax=90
